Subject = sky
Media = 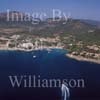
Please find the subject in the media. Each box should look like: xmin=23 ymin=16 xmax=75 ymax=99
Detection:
xmin=0 ymin=0 xmax=100 ymax=21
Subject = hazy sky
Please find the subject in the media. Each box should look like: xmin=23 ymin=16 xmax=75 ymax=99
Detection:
xmin=0 ymin=0 xmax=100 ymax=21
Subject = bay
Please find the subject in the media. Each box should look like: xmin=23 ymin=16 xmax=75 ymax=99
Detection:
xmin=0 ymin=49 xmax=100 ymax=100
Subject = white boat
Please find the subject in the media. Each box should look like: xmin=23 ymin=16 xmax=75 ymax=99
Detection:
xmin=33 ymin=55 xmax=36 ymax=58
xmin=61 ymin=84 xmax=70 ymax=100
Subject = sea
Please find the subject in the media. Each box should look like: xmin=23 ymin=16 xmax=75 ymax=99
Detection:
xmin=0 ymin=49 xmax=100 ymax=100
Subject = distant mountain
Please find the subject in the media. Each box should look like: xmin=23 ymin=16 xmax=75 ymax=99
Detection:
xmin=0 ymin=11 xmax=100 ymax=37
xmin=79 ymin=19 xmax=100 ymax=28
xmin=0 ymin=11 xmax=41 ymax=27
xmin=0 ymin=11 xmax=100 ymax=45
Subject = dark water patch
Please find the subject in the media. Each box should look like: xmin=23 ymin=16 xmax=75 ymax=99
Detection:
xmin=0 ymin=49 xmax=100 ymax=100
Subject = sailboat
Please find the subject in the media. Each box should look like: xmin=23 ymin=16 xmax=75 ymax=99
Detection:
xmin=61 ymin=84 xmax=70 ymax=100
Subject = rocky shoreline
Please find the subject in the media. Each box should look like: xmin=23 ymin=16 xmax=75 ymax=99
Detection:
xmin=66 ymin=54 xmax=100 ymax=64
xmin=0 ymin=46 xmax=100 ymax=64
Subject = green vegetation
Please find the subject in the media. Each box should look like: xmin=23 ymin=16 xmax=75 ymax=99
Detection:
xmin=0 ymin=15 xmax=100 ymax=60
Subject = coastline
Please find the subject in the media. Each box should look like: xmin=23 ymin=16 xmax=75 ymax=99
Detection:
xmin=66 ymin=54 xmax=100 ymax=64
xmin=0 ymin=46 xmax=63 ymax=52
xmin=0 ymin=47 xmax=100 ymax=64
